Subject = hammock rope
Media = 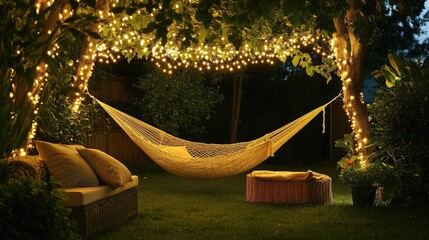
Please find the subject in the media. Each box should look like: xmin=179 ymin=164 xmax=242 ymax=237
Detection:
xmin=89 ymin=93 xmax=341 ymax=179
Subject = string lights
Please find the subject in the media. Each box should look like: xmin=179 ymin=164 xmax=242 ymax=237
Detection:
xmin=18 ymin=0 xmax=367 ymax=161
xmin=17 ymin=0 xmax=74 ymax=155
xmin=330 ymin=36 xmax=368 ymax=166
xmin=96 ymin=21 xmax=334 ymax=74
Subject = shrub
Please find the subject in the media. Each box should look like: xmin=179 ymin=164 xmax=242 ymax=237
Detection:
xmin=35 ymin=95 xmax=98 ymax=145
xmin=0 ymin=175 xmax=79 ymax=240
xmin=133 ymin=67 xmax=223 ymax=138
xmin=370 ymin=54 xmax=429 ymax=203
xmin=34 ymin=63 xmax=98 ymax=146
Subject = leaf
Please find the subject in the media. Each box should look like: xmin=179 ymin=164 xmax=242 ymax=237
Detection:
xmin=302 ymin=53 xmax=311 ymax=61
xmin=221 ymin=28 xmax=229 ymax=44
xmin=388 ymin=53 xmax=405 ymax=76
xmin=180 ymin=53 xmax=186 ymax=62
xmin=300 ymin=61 xmax=309 ymax=68
xmin=380 ymin=65 xmax=397 ymax=87
xmin=110 ymin=7 xmax=126 ymax=14
xmin=292 ymin=55 xmax=300 ymax=67
xmin=278 ymin=54 xmax=287 ymax=63
xmin=142 ymin=22 xmax=157 ymax=34
xmin=137 ymin=49 xmax=144 ymax=59
xmin=306 ymin=67 xmax=314 ymax=76
xmin=228 ymin=33 xmax=242 ymax=50
xmin=125 ymin=7 xmax=137 ymax=16
xmin=372 ymin=69 xmax=382 ymax=79
xmin=198 ymin=29 xmax=207 ymax=43
xmin=385 ymin=80 xmax=394 ymax=88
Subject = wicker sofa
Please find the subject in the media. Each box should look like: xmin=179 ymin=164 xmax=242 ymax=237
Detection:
xmin=9 ymin=155 xmax=138 ymax=238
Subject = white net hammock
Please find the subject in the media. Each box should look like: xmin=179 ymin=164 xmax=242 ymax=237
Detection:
xmin=93 ymin=95 xmax=339 ymax=179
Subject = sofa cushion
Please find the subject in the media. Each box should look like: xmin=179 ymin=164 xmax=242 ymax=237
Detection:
xmin=63 ymin=175 xmax=139 ymax=207
xmin=35 ymin=140 xmax=99 ymax=187
xmin=77 ymin=148 xmax=132 ymax=188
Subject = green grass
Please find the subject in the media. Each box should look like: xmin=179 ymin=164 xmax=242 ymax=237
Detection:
xmin=92 ymin=163 xmax=429 ymax=240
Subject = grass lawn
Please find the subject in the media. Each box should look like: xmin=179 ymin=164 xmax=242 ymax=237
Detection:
xmin=93 ymin=162 xmax=429 ymax=240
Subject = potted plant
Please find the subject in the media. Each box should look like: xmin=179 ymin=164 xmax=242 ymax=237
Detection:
xmin=338 ymin=162 xmax=382 ymax=207
xmin=335 ymin=133 xmax=384 ymax=207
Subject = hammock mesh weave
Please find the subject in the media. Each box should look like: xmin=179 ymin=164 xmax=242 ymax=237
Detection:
xmin=95 ymin=96 xmax=338 ymax=179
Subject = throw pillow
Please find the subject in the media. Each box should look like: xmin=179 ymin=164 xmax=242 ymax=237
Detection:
xmin=34 ymin=140 xmax=99 ymax=187
xmin=77 ymin=148 xmax=132 ymax=188
xmin=159 ymin=145 xmax=192 ymax=158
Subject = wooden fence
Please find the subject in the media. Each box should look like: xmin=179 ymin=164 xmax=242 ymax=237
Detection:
xmin=85 ymin=76 xmax=350 ymax=165
xmin=85 ymin=76 xmax=151 ymax=166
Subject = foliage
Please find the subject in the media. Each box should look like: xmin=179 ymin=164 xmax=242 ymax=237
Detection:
xmin=100 ymin=0 xmax=338 ymax=80
xmin=338 ymin=163 xmax=387 ymax=187
xmin=34 ymin=64 xmax=98 ymax=146
xmin=370 ymin=54 xmax=429 ymax=202
xmin=0 ymin=0 xmax=102 ymax=158
xmin=0 ymin=177 xmax=80 ymax=240
xmin=133 ymin=66 xmax=223 ymax=138
xmin=104 ymin=0 xmax=427 ymax=55
xmin=99 ymin=0 xmax=428 ymax=160
xmin=369 ymin=0 xmax=429 ymax=69
xmin=35 ymin=97 xmax=97 ymax=145
xmin=335 ymin=132 xmax=393 ymax=188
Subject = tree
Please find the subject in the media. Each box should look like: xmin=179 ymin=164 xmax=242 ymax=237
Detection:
xmin=369 ymin=0 xmax=429 ymax=71
xmin=0 ymin=0 xmax=107 ymax=158
xmin=133 ymin=64 xmax=223 ymax=139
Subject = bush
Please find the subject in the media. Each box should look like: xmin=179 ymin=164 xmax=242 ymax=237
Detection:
xmin=0 ymin=174 xmax=79 ymax=240
xmin=133 ymin=66 xmax=223 ymax=138
xmin=35 ymin=95 xmax=98 ymax=145
xmin=370 ymin=54 xmax=429 ymax=203
xmin=34 ymin=63 xmax=98 ymax=146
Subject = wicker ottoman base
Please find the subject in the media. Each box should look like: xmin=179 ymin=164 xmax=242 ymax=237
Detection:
xmin=246 ymin=172 xmax=333 ymax=204
xmin=69 ymin=187 xmax=138 ymax=238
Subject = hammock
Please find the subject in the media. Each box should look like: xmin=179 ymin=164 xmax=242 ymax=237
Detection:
xmin=93 ymin=95 xmax=339 ymax=179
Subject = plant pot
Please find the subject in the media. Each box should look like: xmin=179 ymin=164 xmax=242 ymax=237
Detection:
xmin=351 ymin=186 xmax=377 ymax=207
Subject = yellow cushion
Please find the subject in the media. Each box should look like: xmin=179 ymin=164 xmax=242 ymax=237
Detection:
xmin=250 ymin=170 xmax=328 ymax=181
xmin=64 ymin=175 xmax=138 ymax=207
xmin=159 ymin=145 xmax=192 ymax=158
xmin=77 ymin=148 xmax=132 ymax=188
xmin=35 ymin=140 xmax=99 ymax=187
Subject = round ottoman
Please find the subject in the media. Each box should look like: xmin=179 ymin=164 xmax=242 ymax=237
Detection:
xmin=246 ymin=170 xmax=333 ymax=204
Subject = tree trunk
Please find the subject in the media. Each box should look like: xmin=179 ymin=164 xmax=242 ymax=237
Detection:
xmin=21 ymin=0 xmax=72 ymax=152
xmin=69 ymin=0 xmax=111 ymax=109
xmin=333 ymin=3 xmax=371 ymax=157
xmin=230 ymin=71 xmax=243 ymax=143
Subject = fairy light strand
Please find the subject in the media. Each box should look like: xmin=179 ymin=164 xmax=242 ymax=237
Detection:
xmin=330 ymin=35 xmax=368 ymax=167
